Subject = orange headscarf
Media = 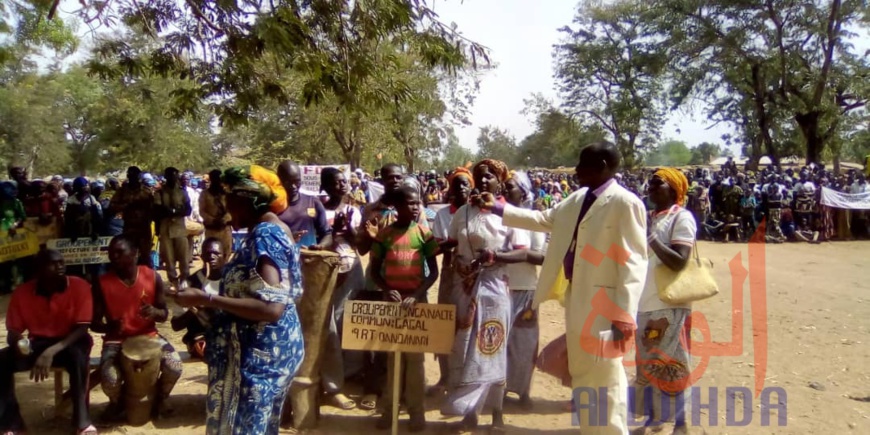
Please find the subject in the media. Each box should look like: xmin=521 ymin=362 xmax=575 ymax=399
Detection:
xmin=473 ymin=159 xmax=509 ymax=183
xmin=448 ymin=167 xmax=475 ymax=189
xmin=654 ymin=167 xmax=689 ymax=206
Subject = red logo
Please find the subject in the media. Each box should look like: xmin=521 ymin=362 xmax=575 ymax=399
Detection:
xmin=579 ymin=220 xmax=770 ymax=397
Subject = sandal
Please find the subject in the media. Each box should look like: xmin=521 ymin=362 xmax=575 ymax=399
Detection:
xmin=78 ymin=425 xmax=98 ymax=435
xmin=359 ymin=393 xmax=378 ymax=410
xmin=328 ymin=393 xmax=357 ymax=410
xmin=445 ymin=421 xmax=476 ymax=434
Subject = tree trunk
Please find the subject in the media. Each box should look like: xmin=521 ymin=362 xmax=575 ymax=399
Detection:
xmin=745 ymin=150 xmax=760 ymax=172
xmin=404 ymin=146 xmax=415 ymax=173
xmin=620 ymin=136 xmax=637 ymax=170
xmin=26 ymin=146 xmax=40 ymax=178
xmin=351 ymin=137 xmax=363 ymax=170
xmin=795 ymin=111 xmax=823 ymax=164
xmin=749 ymin=64 xmax=780 ymax=168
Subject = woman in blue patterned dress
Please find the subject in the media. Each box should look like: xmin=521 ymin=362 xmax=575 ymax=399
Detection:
xmin=175 ymin=165 xmax=303 ymax=435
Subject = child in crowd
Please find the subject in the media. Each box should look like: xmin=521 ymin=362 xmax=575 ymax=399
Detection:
xmin=369 ymin=185 xmax=439 ymax=432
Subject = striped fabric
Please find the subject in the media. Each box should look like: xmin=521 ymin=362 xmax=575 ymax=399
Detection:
xmin=371 ymin=221 xmax=438 ymax=293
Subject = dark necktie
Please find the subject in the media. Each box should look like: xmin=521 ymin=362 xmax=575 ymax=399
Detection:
xmin=563 ymin=191 xmax=597 ymax=281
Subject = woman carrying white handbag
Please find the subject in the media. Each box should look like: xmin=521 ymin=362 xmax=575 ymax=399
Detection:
xmin=633 ymin=168 xmax=703 ymax=435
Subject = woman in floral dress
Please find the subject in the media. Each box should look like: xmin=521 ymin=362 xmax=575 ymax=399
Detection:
xmin=176 ymin=165 xmax=303 ymax=435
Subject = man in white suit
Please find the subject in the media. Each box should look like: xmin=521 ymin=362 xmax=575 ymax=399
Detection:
xmin=491 ymin=142 xmax=648 ymax=434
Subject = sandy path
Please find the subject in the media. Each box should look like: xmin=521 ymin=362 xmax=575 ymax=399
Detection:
xmin=2 ymin=241 xmax=868 ymax=434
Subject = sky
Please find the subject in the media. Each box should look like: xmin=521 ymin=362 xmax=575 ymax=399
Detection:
xmin=430 ymin=0 xmax=734 ymax=153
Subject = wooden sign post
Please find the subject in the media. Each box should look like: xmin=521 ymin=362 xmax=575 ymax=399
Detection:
xmin=342 ymin=301 xmax=456 ymax=435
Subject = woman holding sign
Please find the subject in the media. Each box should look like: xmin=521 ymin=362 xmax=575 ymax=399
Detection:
xmin=441 ymin=160 xmax=530 ymax=433
xmin=175 ymin=165 xmax=303 ymax=435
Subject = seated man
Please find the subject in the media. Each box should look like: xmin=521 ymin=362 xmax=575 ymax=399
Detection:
xmin=0 ymin=250 xmax=98 ymax=435
xmin=93 ymin=235 xmax=182 ymax=420
xmin=170 ymin=237 xmax=226 ymax=358
xmin=703 ymin=213 xmax=726 ymax=241
xmin=794 ymin=218 xmax=821 ymax=244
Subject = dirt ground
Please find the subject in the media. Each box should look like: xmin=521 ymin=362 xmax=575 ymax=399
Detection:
xmin=2 ymin=241 xmax=869 ymax=434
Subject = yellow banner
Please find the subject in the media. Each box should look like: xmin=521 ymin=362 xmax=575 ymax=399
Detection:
xmin=0 ymin=230 xmax=40 ymax=263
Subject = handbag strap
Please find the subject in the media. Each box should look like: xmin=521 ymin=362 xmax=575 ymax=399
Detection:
xmin=659 ymin=204 xmax=701 ymax=262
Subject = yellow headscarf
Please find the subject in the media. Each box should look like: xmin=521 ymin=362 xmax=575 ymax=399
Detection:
xmin=654 ymin=167 xmax=689 ymax=206
xmin=222 ymin=165 xmax=288 ymax=214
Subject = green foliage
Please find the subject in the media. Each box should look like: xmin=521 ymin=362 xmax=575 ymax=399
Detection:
xmin=475 ymin=126 xmax=519 ymax=167
xmin=645 ymin=140 xmax=691 ymax=167
xmin=423 ymin=130 xmax=475 ymax=172
xmin=0 ymin=61 xmax=215 ymax=176
xmin=69 ymin=1 xmax=486 ymax=133
xmin=0 ymin=69 xmax=70 ymax=174
xmin=688 ymin=142 xmax=721 ymax=165
xmin=517 ymin=94 xmax=607 ymax=168
xmin=1 ymin=0 xmax=78 ymax=65
xmin=554 ymin=0 xmax=666 ymax=169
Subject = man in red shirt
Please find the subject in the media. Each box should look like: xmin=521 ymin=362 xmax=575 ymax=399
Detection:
xmin=93 ymin=235 xmax=181 ymax=421
xmin=0 ymin=249 xmax=97 ymax=435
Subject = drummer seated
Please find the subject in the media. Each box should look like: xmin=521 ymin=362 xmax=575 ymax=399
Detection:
xmin=93 ymin=235 xmax=183 ymax=421
xmin=0 ymin=249 xmax=98 ymax=435
xmin=170 ymin=237 xmax=225 ymax=359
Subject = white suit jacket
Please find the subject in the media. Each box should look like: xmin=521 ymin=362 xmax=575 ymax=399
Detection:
xmin=502 ymin=181 xmax=648 ymax=325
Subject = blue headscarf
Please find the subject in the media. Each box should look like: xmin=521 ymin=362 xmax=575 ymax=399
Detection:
xmin=73 ymin=176 xmax=89 ymax=193
xmin=141 ymin=173 xmax=157 ymax=187
xmin=0 ymin=181 xmax=17 ymax=200
xmin=507 ymin=170 xmax=534 ymax=209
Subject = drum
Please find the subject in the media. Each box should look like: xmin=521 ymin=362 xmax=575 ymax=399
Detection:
xmin=120 ymin=335 xmax=163 ymax=426
xmin=284 ymin=249 xmax=341 ymax=429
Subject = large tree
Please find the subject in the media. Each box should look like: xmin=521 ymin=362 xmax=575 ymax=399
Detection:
xmin=40 ymin=0 xmax=487 ymax=169
xmin=653 ymin=0 xmax=870 ymax=165
xmin=554 ymin=0 xmax=666 ymax=169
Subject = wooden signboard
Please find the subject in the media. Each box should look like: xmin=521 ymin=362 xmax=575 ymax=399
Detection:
xmin=341 ymin=301 xmax=456 ymax=355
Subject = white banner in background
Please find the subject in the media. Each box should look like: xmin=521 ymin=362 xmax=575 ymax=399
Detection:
xmin=299 ymin=164 xmax=351 ymax=196
xmin=367 ymin=181 xmax=385 ymax=204
xmin=820 ymin=186 xmax=870 ymax=210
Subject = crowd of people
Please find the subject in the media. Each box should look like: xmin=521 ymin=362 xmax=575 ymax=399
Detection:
xmin=405 ymin=157 xmax=870 ymax=245
xmin=1 ymin=149 xmax=867 ymax=435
